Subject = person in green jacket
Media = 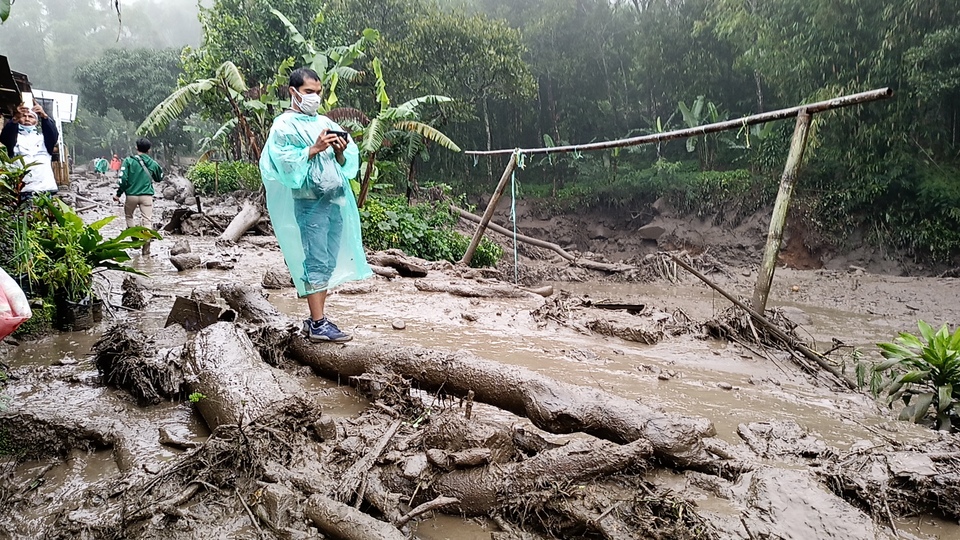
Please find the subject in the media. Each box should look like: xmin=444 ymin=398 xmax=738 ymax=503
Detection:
xmin=113 ymin=138 xmax=162 ymax=255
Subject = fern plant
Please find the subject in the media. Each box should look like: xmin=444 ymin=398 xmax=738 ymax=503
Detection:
xmin=868 ymin=321 xmax=960 ymax=431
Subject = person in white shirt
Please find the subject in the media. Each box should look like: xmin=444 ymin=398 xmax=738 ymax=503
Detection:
xmin=1 ymin=103 xmax=60 ymax=202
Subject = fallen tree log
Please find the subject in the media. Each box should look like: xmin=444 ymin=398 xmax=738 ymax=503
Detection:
xmin=451 ymin=206 xmax=632 ymax=273
xmin=429 ymin=438 xmax=651 ymax=515
xmin=414 ymin=279 xmax=537 ymax=299
xmin=367 ymin=252 xmax=428 ymax=278
xmin=182 ymin=322 xmax=305 ymax=429
xmin=369 ymin=265 xmax=400 ymax=280
xmin=219 ymin=284 xmax=718 ymax=468
xmin=220 ymin=199 xmax=263 ymax=242
xmin=305 ymin=494 xmax=406 ymax=540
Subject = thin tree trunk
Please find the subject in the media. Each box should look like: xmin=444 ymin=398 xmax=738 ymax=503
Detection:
xmin=482 ymin=96 xmax=493 ymax=182
xmin=357 ymin=152 xmax=377 ymax=208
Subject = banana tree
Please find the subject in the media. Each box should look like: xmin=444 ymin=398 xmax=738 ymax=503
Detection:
xmin=270 ymin=6 xmax=379 ymax=112
xmin=678 ymin=95 xmax=726 ymax=170
xmin=138 ymin=61 xmax=262 ymax=160
xmin=356 ymin=58 xmax=461 ymax=207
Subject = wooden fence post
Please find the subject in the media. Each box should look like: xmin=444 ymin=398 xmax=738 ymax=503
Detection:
xmin=459 ymin=153 xmax=518 ymax=267
xmin=752 ymin=110 xmax=812 ymax=313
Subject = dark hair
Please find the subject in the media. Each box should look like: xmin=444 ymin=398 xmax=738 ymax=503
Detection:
xmin=289 ymin=68 xmax=321 ymax=91
xmin=136 ymin=138 xmax=152 ymax=153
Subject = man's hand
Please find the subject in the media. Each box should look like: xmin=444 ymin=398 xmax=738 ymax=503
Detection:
xmin=309 ymin=130 xmax=348 ymax=163
xmin=113 ymin=195 xmax=121 ymax=205
xmin=32 ymin=104 xmax=47 ymax=119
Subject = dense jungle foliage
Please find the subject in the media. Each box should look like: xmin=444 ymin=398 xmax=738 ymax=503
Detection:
xmin=3 ymin=0 xmax=959 ymax=263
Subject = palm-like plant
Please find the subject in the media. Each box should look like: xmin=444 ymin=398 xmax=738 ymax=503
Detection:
xmin=868 ymin=320 xmax=960 ymax=430
xmin=139 ymin=61 xmax=261 ymax=160
xmin=355 ymin=59 xmax=461 ymax=207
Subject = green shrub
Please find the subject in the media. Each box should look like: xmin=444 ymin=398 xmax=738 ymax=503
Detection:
xmin=863 ymin=320 xmax=960 ymax=431
xmin=360 ymin=196 xmax=502 ymax=267
xmin=187 ymin=160 xmax=262 ymax=195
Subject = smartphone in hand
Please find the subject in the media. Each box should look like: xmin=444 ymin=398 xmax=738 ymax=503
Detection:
xmin=327 ymin=130 xmax=349 ymax=141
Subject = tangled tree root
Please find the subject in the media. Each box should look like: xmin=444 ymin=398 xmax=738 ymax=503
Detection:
xmin=92 ymin=325 xmax=185 ymax=405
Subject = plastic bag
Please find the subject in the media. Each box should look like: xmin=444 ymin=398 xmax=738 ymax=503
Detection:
xmin=0 ymin=268 xmax=32 ymax=340
xmin=260 ymin=112 xmax=372 ymax=297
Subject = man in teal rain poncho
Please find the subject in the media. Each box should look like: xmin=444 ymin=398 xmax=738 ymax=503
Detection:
xmin=260 ymin=68 xmax=372 ymax=342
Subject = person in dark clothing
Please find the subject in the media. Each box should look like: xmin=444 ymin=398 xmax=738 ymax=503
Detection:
xmin=0 ymin=103 xmax=60 ymax=201
xmin=113 ymin=138 xmax=162 ymax=255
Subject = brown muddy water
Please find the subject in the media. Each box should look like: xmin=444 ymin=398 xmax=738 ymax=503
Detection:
xmin=3 ymin=221 xmax=960 ymax=538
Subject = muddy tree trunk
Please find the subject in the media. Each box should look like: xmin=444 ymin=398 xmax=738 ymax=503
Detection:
xmin=305 ymin=495 xmax=406 ymax=540
xmin=220 ymin=199 xmax=263 ymax=242
xmin=219 ymin=284 xmax=718 ymax=468
xmin=183 ymin=322 xmax=304 ymax=429
xmin=428 ymin=438 xmax=651 ymax=515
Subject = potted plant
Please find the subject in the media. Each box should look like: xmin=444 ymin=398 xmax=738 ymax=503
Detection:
xmin=25 ymin=196 xmax=161 ymax=331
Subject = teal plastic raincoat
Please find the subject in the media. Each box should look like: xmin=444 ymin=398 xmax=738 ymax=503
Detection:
xmin=260 ymin=111 xmax=372 ymax=297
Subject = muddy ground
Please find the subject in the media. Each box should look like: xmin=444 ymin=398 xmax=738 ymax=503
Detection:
xmin=1 ymin=174 xmax=959 ymax=539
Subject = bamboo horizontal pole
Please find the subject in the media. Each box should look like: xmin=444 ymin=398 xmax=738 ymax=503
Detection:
xmin=465 ymin=88 xmax=892 ymax=157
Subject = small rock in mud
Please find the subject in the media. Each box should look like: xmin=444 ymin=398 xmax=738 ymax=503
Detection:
xmin=312 ymin=416 xmax=338 ymax=441
xmin=392 ymin=319 xmax=406 ymax=330
xmin=143 ymin=462 xmax=162 ymax=474
xmin=53 ymin=355 xmax=79 ymax=366
xmin=462 ymin=313 xmax=478 ymax=322
xmin=262 ymin=269 xmax=294 ymax=289
xmin=170 ymin=238 xmax=191 ymax=256
xmin=637 ymin=224 xmax=665 ymax=240
xmin=159 ymin=425 xmax=200 ymax=450
xmin=657 ymin=373 xmax=671 ymax=381
xmin=717 ymin=382 xmax=734 ymax=390
xmin=741 ymin=269 xmax=751 ymax=277
xmin=205 ymin=260 xmax=235 ymax=270
xmin=402 ymin=453 xmax=429 ymax=478
xmin=170 ymin=253 xmax=201 ymax=271
xmin=190 ymin=287 xmax=219 ymax=306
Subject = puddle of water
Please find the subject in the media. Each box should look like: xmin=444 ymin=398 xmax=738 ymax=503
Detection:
xmin=414 ymin=514 xmax=494 ymax=540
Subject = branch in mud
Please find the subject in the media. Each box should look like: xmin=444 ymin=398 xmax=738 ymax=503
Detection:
xmin=414 ymin=279 xmax=537 ymax=299
xmin=452 ymin=205 xmax=632 ymax=273
xmin=671 ymin=254 xmax=858 ymax=390
xmin=305 ymin=494 xmax=406 ymax=540
xmin=426 ymin=438 xmax=652 ymax=515
xmin=367 ymin=251 xmax=430 ymax=278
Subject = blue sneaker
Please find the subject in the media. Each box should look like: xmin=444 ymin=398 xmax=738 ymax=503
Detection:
xmin=303 ymin=317 xmax=352 ymax=343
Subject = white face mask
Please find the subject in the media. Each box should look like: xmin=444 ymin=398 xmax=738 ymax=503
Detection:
xmin=292 ymin=88 xmax=322 ymax=116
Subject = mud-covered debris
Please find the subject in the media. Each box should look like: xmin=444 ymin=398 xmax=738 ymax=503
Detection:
xmin=740 ymin=467 xmax=897 ymax=540
xmin=121 ymin=275 xmax=148 ymax=310
xmin=461 ymin=313 xmax=478 ymax=322
xmin=169 ymin=253 xmax=201 ymax=271
xmin=392 ymin=319 xmax=406 ymax=330
xmin=338 ymin=281 xmax=377 ymax=294
xmin=165 ymin=296 xmax=222 ymax=331
xmin=586 ymin=315 xmax=665 ymax=344
xmin=93 ymin=325 xmax=186 ymax=405
xmin=737 ymin=421 xmax=834 ymax=459
xmin=170 ymin=238 xmax=191 ymax=256
xmin=158 ymin=424 xmax=200 ymax=450
xmin=262 ymin=268 xmax=294 ymax=289
xmin=820 ymin=437 xmax=960 ymax=521
xmin=205 ymin=260 xmax=234 ymax=270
